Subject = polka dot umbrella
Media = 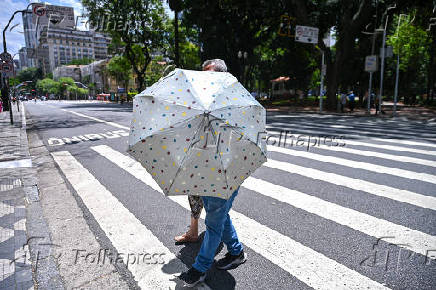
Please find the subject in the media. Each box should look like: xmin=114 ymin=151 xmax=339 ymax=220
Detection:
xmin=128 ymin=68 xmax=267 ymax=199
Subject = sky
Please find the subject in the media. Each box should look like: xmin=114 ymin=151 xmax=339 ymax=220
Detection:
xmin=0 ymin=0 xmax=172 ymax=60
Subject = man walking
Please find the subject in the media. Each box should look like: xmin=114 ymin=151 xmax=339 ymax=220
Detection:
xmin=179 ymin=59 xmax=247 ymax=287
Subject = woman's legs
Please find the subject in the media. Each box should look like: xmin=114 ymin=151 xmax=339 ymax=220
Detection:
xmin=175 ymin=195 xmax=204 ymax=242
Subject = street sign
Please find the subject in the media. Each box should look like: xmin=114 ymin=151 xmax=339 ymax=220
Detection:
xmin=0 ymin=52 xmax=12 ymax=62
xmin=295 ymin=25 xmax=319 ymax=44
xmin=365 ymin=55 xmax=378 ymax=72
xmin=380 ymin=46 xmax=393 ymax=58
xmin=0 ymin=62 xmax=14 ymax=77
xmin=321 ymin=64 xmax=327 ymax=76
xmin=33 ymin=5 xmax=46 ymax=17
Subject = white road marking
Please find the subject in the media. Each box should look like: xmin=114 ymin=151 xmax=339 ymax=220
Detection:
xmin=60 ymin=109 xmax=130 ymax=130
xmin=266 ymin=144 xmax=436 ymax=184
xmin=51 ymin=151 xmax=209 ymax=290
xmin=266 ymin=135 xmax=436 ymax=168
xmin=267 ymin=125 xmax=436 ymax=156
xmin=0 ymin=159 xmax=32 ymax=169
xmin=243 ymin=177 xmax=436 ymax=259
xmin=269 ymin=117 xmax=436 ymax=146
xmin=57 ymin=108 xmax=436 ymax=156
xmin=264 ymin=159 xmax=436 ymax=210
xmin=92 ymin=145 xmax=391 ymax=290
xmin=93 ymin=145 xmax=436 ymax=261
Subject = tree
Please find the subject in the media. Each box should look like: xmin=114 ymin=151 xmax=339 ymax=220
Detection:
xmin=17 ymin=67 xmax=43 ymax=89
xmin=386 ymin=14 xmax=431 ymax=102
xmin=59 ymin=77 xmax=75 ymax=99
xmin=82 ymin=0 xmax=169 ymax=92
xmin=107 ymin=55 xmax=132 ymax=92
xmin=36 ymin=78 xmax=60 ymax=95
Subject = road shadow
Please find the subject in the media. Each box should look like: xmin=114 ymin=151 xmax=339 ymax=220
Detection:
xmin=161 ymin=232 xmax=236 ymax=289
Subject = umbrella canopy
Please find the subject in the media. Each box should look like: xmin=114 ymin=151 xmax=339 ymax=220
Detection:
xmin=128 ymin=68 xmax=267 ymax=199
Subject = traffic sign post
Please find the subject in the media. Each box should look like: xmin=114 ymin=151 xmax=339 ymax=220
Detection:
xmin=365 ymin=55 xmax=378 ymax=72
xmin=295 ymin=25 xmax=319 ymax=44
xmin=33 ymin=5 xmax=46 ymax=17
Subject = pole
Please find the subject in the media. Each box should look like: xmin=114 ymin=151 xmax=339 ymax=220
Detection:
xmin=174 ymin=10 xmax=180 ymax=67
xmin=319 ymin=50 xmax=324 ymax=113
xmin=367 ymin=30 xmax=377 ymax=114
xmin=394 ymin=14 xmax=406 ymax=116
xmin=2 ymin=4 xmax=33 ymax=123
xmin=378 ymin=16 xmax=389 ymax=114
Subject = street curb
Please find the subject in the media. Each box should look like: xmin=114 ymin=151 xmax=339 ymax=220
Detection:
xmin=20 ymin=103 xmax=66 ymax=289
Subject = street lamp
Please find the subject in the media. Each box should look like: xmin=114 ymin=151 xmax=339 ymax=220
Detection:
xmin=393 ymin=14 xmax=409 ymax=116
xmin=377 ymin=4 xmax=396 ymax=115
xmin=2 ymin=2 xmax=37 ymax=124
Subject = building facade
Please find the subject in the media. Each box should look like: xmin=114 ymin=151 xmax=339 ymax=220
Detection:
xmin=22 ymin=3 xmax=111 ymax=74
xmin=37 ymin=27 xmax=111 ymax=73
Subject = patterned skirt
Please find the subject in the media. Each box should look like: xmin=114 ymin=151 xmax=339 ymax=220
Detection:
xmin=188 ymin=195 xmax=204 ymax=219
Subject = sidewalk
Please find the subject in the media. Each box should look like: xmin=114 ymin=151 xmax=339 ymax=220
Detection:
xmin=0 ymin=103 xmax=64 ymax=289
xmin=0 ymin=103 xmax=34 ymax=289
xmin=264 ymin=102 xmax=436 ymax=121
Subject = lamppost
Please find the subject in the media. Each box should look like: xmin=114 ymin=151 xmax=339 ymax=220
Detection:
xmin=377 ymin=4 xmax=396 ymax=115
xmin=393 ymin=14 xmax=409 ymax=116
xmin=2 ymin=2 xmax=39 ymax=124
xmin=238 ymin=50 xmax=248 ymax=87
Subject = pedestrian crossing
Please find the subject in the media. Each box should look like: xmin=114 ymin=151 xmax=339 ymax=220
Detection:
xmin=88 ymin=145 xmax=390 ymax=290
xmin=48 ymin=110 xmax=436 ymax=289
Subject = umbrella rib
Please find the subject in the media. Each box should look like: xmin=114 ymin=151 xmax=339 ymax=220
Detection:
xmin=166 ymin=116 xmax=207 ymax=195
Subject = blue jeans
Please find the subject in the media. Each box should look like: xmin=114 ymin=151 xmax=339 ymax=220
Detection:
xmin=192 ymin=189 xmax=243 ymax=273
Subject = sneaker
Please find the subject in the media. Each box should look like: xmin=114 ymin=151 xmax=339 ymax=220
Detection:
xmin=179 ymin=267 xmax=206 ymax=287
xmin=215 ymin=250 xmax=247 ymax=270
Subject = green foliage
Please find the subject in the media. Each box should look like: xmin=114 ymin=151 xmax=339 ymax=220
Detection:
xmin=107 ymin=55 xmax=132 ymax=85
xmin=145 ymin=57 xmax=167 ymax=86
xmin=387 ymin=16 xmax=430 ymax=72
xmin=58 ymin=77 xmax=75 ymax=97
xmin=17 ymin=67 xmax=43 ymax=89
xmin=82 ymin=0 xmax=169 ymax=91
xmin=36 ymin=78 xmax=61 ymax=95
xmin=385 ymin=13 xmax=432 ymax=96
xmin=67 ymin=58 xmax=94 ymax=65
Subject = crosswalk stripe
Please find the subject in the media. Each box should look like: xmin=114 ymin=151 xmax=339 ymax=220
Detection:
xmin=51 ymin=151 xmax=207 ymax=290
xmin=269 ymin=118 xmax=436 ymax=145
xmin=92 ymin=145 xmax=391 ymax=290
xmin=266 ymin=135 xmax=436 ymax=168
xmin=266 ymin=125 xmax=436 ymax=156
xmin=266 ymin=144 xmax=436 ymax=184
xmin=92 ymin=145 xmax=436 ymax=260
xmin=300 ymin=120 xmax=436 ymax=139
xmin=263 ymin=159 xmax=436 ymax=210
xmin=243 ymin=177 xmax=436 ymax=259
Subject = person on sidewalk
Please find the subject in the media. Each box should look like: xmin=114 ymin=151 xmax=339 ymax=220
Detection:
xmin=340 ymin=93 xmax=347 ymax=113
xmin=179 ymin=60 xmax=247 ymax=287
xmin=348 ymin=91 xmax=355 ymax=112
xmin=174 ymin=59 xmax=228 ymax=244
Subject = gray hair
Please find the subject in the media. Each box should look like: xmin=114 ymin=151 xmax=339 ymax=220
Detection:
xmin=202 ymin=59 xmax=227 ymax=72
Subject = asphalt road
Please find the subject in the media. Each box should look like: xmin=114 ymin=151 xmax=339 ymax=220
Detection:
xmin=24 ymin=100 xmax=436 ymax=289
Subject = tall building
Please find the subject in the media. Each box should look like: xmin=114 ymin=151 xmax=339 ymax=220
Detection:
xmin=37 ymin=27 xmax=111 ymax=73
xmin=22 ymin=3 xmax=111 ymax=73
xmin=18 ymin=47 xmax=28 ymax=69
xmin=22 ymin=3 xmax=75 ymax=68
